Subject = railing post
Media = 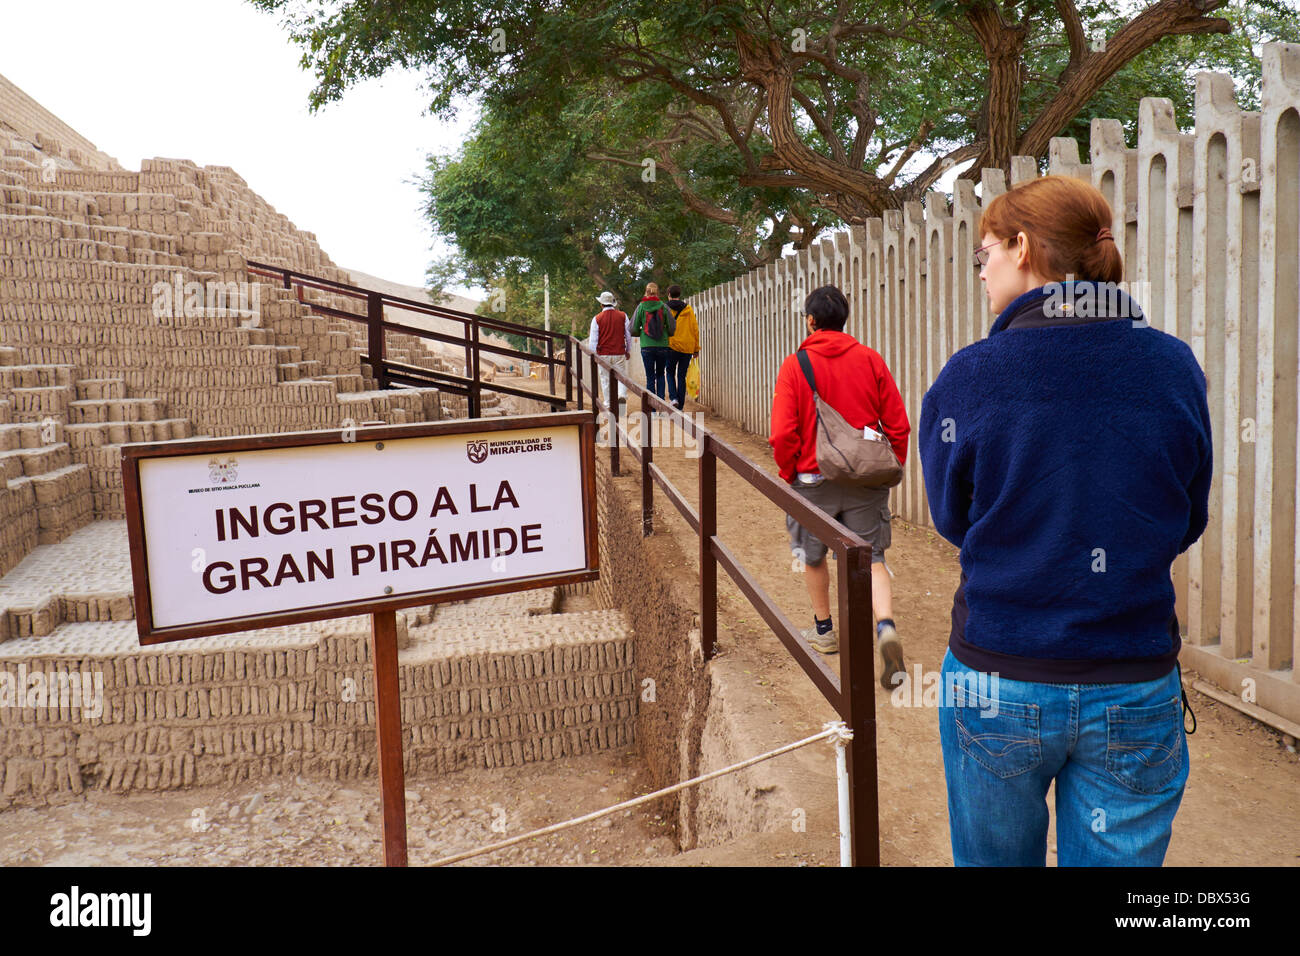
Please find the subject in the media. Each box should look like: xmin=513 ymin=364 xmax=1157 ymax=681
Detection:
xmin=837 ymin=543 xmax=880 ymax=867
xmin=469 ymin=317 xmax=482 ymax=419
xmin=546 ymin=337 xmax=556 ymax=398
xmin=699 ymin=437 xmax=716 ymax=660
xmin=605 ymin=357 xmax=619 ymax=478
xmin=564 ymin=338 xmax=573 ymax=406
xmin=640 ymin=389 xmax=653 ymax=536
xmin=367 ymin=292 xmax=386 ymax=389
xmin=575 ymin=342 xmax=584 ymax=411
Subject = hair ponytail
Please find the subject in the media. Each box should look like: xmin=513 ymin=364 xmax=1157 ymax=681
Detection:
xmin=979 ymin=175 xmax=1124 ymax=284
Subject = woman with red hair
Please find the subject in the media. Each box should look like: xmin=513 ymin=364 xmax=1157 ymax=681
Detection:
xmin=920 ymin=175 xmax=1212 ymax=866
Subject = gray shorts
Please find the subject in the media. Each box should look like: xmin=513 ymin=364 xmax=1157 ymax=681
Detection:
xmin=787 ymin=480 xmax=891 ymax=565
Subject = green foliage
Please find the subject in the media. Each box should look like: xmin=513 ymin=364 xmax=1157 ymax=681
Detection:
xmin=422 ymin=89 xmax=761 ymax=336
xmin=252 ymin=0 xmax=1298 ymax=300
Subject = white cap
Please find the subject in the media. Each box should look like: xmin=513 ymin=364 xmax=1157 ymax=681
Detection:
xmin=597 ymin=291 xmax=617 ymax=307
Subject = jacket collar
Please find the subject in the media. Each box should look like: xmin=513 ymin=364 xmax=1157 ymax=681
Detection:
xmin=990 ymin=280 xmax=1145 ymax=335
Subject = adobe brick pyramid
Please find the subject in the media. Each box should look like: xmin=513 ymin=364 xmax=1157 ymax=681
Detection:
xmin=0 ymin=71 xmax=499 ymax=578
xmin=0 ymin=76 xmax=631 ymax=809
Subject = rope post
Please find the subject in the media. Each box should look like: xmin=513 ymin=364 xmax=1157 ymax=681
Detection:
xmin=824 ymin=720 xmax=854 ymax=867
xmin=837 ymin=542 xmax=880 ymax=866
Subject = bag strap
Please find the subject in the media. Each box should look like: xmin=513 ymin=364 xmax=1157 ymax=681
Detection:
xmin=797 ymin=348 xmax=890 ymax=439
xmin=795 ymin=349 xmax=818 ymax=396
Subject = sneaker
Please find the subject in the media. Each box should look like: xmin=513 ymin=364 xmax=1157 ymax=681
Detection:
xmin=877 ymin=624 xmax=905 ymax=690
xmin=803 ymin=626 xmax=837 ymax=654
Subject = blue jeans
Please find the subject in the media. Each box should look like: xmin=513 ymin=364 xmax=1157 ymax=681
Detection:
xmin=664 ymin=350 xmax=692 ymax=408
xmin=640 ymin=346 xmax=672 ymax=401
xmin=937 ymin=649 xmax=1188 ymax=866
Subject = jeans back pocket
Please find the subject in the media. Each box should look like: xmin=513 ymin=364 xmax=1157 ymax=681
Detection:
xmin=951 ymin=683 xmax=1042 ymax=779
xmin=1105 ymin=697 xmax=1184 ymax=794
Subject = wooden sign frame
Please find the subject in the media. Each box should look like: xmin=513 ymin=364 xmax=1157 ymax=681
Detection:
xmin=121 ymin=411 xmax=599 ymax=644
xmin=119 ymin=411 xmax=599 ymax=865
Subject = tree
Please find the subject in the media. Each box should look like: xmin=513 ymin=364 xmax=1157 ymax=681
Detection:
xmin=251 ymin=0 xmax=1298 ymax=225
xmin=423 ymin=94 xmax=772 ymax=337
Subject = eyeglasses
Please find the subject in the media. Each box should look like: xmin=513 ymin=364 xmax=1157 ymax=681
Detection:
xmin=973 ymin=239 xmax=1006 ymax=268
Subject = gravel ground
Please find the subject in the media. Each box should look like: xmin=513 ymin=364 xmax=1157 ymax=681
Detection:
xmin=0 ymin=749 xmax=678 ymax=866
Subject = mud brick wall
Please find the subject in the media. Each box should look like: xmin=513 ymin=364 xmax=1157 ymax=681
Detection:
xmin=0 ymin=612 xmax=635 ymax=808
xmin=0 ymin=72 xmax=120 ymax=171
xmin=594 ymin=455 xmax=709 ymax=848
xmin=0 ymin=77 xmax=456 ymax=574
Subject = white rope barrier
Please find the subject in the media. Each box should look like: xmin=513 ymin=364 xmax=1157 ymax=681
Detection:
xmin=430 ymin=720 xmax=853 ymax=866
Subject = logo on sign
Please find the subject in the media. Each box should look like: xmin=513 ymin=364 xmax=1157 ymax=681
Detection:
xmin=208 ymin=457 xmax=239 ymax=483
xmin=466 ymin=441 xmax=489 ymax=464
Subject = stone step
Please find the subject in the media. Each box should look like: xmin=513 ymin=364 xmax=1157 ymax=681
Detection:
xmin=13 ymin=463 xmax=93 ymax=545
xmin=64 ymin=418 xmax=193 ymax=449
xmin=0 ymin=442 xmax=71 ymax=480
xmin=320 ymin=373 xmax=365 ymax=392
xmin=74 ymin=378 xmax=126 ymax=401
xmin=66 ymin=397 xmax=167 ymax=424
xmin=8 ymin=385 xmax=75 ymax=421
xmin=0 ymin=421 xmax=65 ymax=450
xmin=86 ymin=223 xmax=180 ymax=255
xmin=0 ymin=364 xmax=76 ymax=390
xmin=2 ymin=592 xmax=136 ymax=639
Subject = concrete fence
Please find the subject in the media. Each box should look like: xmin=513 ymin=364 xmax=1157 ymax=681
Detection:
xmin=695 ymin=43 xmax=1300 ymax=724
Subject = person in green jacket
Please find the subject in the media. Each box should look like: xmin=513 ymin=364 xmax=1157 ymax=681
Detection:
xmin=631 ymin=282 xmax=674 ymax=402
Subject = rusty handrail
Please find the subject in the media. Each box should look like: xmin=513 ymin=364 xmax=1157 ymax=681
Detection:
xmin=244 ymin=260 xmax=572 ymax=413
xmin=568 ymin=336 xmax=880 ymax=866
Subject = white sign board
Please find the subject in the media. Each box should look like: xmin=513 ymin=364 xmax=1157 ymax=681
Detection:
xmin=126 ymin=418 xmax=593 ymax=636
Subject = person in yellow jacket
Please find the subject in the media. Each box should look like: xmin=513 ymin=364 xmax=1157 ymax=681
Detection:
xmin=664 ymin=284 xmax=699 ymax=411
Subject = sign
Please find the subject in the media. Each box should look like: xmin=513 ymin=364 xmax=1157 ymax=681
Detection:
xmin=122 ymin=412 xmax=598 ymax=644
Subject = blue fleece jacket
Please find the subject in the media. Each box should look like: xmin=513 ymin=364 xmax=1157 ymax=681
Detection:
xmin=919 ymin=282 xmax=1212 ymax=683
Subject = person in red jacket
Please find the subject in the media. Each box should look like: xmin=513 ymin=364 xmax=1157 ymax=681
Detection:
xmin=770 ymin=285 xmax=911 ymax=689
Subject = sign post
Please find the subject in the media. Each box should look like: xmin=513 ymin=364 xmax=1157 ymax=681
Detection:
xmin=371 ymin=608 xmax=406 ymax=866
xmin=121 ymin=412 xmax=598 ymax=865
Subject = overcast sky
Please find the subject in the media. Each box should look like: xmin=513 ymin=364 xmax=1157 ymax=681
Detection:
xmin=0 ymin=0 xmax=477 ymax=293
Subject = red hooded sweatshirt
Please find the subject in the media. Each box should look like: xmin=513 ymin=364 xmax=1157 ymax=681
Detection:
xmin=769 ymin=330 xmax=910 ymax=484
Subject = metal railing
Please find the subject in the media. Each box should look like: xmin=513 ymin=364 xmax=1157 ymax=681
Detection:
xmin=569 ymin=337 xmax=881 ymax=866
xmin=245 ymin=261 xmax=570 ymax=416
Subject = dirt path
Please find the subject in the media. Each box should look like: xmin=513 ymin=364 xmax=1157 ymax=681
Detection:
xmin=638 ymin=398 xmax=1300 ymax=866
xmin=0 ymin=750 xmax=674 ymax=867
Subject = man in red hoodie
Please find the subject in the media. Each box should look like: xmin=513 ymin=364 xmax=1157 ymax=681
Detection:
xmin=770 ymin=285 xmax=911 ymax=689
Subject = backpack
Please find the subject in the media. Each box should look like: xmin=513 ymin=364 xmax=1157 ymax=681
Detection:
xmin=643 ymin=301 xmax=675 ymax=340
xmin=795 ymin=350 xmax=902 ymax=488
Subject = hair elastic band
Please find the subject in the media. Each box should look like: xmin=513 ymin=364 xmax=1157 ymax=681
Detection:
xmin=1095 ymin=226 xmax=1114 ymax=243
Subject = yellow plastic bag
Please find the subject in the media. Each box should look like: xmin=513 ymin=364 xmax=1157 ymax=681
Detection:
xmin=685 ymin=357 xmax=701 ymax=400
